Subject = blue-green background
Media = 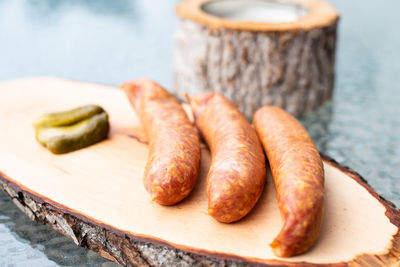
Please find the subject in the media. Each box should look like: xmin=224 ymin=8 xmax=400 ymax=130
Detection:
xmin=0 ymin=0 xmax=399 ymax=265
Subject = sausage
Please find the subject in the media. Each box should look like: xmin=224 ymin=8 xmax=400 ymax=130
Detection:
xmin=189 ymin=93 xmax=266 ymax=223
xmin=253 ymin=106 xmax=324 ymax=257
xmin=122 ymin=79 xmax=201 ymax=205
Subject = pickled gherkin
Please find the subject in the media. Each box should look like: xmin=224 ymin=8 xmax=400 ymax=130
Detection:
xmin=33 ymin=105 xmax=105 ymax=128
xmin=34 ymin=105 xmax=109 ymax=154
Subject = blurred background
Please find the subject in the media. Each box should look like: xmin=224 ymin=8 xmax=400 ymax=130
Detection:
xmin=0 ymin=0 xmax=399 ymax=265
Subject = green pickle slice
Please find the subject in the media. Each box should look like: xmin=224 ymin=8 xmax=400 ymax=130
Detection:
xmin=34 ymin=105 xmax=109 ymax=154
xmin=33 ymin=105 xmax=105 ymax=128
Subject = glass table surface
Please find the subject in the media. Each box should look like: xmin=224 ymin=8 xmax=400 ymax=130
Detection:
xmin=0 ymin=0 xmax=399 ymax=265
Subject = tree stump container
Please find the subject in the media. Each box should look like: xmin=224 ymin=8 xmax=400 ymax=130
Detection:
xmin=174 ymin=0 xmax=339 ymax=118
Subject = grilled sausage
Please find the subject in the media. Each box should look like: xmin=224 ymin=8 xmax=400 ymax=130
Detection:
xmin=122 ymin=79 xmax=201 ymax=205
xmin=189 ymin=93 xmax=266 ymax=223
xmin=253 ymin=106 xmax=324 ymax=257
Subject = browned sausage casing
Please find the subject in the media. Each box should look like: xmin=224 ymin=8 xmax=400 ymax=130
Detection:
xmin=253 ymin=106 xmax=324 ymax=257
xmin=189 ymin=93 xmax=266 ymax=223
xmin=122 ymin=79 xmax=201 ymax=205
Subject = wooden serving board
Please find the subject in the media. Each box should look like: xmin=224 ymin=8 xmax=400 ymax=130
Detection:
xmin=0 ymin=78 xmax=399 ymax=266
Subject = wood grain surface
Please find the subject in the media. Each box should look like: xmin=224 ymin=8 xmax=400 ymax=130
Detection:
xmin=0 ymin=78 xmax=399 ymax=266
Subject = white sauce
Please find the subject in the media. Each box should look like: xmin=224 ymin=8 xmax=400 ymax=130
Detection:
xmin=202 ymin=0 xmax=308 ymax=23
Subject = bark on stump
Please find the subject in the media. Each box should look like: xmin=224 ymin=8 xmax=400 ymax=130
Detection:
xmin=174 ymin=0 xmax=339 ymax=117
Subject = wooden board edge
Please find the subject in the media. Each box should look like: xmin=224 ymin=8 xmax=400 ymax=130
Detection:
xmin=175 ymin=0 xmax=340 ymax=32
xmin=320 ymin=155 xmax=400 ymax=266
xmin=0 ymin=154 xmax=399 ymax=267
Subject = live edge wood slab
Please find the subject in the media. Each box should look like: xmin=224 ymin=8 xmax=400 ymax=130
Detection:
xmin=0 ymin=78 xmax=399 ymax=266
